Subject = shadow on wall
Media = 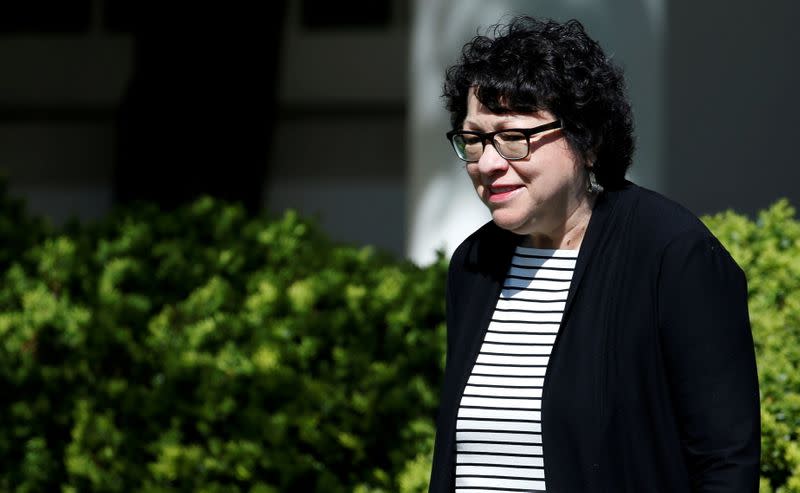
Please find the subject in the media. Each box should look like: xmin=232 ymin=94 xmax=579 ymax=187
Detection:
xmin=114 ymin=3 xmax=285 ymax=215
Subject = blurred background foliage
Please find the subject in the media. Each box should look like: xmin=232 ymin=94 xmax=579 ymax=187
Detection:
xmin=0 ymin=179 xmax=446 ymax=492
xmin=3 ymin=178 xmax=800 ymax=491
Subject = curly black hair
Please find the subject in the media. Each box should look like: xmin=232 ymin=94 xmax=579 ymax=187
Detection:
xmin=443 ymin=16 xmax=634 ymax=189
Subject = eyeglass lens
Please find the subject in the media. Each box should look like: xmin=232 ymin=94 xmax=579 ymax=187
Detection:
xmin=452 ymin=131 xmax=529 ymax=161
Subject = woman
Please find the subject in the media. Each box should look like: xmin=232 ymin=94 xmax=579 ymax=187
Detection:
xmin=428 ymin=16 xmax=760 ymax=493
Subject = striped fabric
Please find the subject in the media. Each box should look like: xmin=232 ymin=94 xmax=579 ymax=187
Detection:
xmin=455 ymin=245 xmax=578 ymax=493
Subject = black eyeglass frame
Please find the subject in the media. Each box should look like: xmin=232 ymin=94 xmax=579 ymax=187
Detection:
xmin=445 ymin=120 xmax=563 ymax=163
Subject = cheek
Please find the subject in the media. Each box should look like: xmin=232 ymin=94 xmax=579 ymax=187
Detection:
xmin=467 ymin=168 xmax=482 ymax=189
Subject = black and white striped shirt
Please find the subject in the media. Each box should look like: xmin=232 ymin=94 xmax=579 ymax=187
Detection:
xmin=455 ymin=245 xmax=578 ymax=493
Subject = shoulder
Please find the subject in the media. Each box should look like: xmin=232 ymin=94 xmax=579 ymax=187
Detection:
xmin=610 ymin=182 xmax=716 ymax=249
xmin=612 ymin=183 xmax=744 ymax=278
xmin=450 ymin=220 xmax=518 ymax=272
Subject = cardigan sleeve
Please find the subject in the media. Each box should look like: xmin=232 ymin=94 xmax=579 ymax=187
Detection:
xmin=657 ymin=230 xmax=760 ymax=493
xmin=428 ymin=239 xmax=469 ymax=493
xmin=444 ymin=240 xmax=466 ymax=373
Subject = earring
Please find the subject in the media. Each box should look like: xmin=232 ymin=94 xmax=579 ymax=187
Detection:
xmin=587 ymin=168 xmax=604 ymax=194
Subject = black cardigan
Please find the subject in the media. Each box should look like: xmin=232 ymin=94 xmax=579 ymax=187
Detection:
xmin=428 ymin=182 xmax=760 ymax=492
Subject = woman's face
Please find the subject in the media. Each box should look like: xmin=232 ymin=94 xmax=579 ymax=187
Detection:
xmin=463 ymin=88 xmax=590 ymax=243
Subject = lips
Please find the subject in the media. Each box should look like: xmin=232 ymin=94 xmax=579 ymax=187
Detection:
xmin=487 ymin=184 xmax=523 ymax=203
xmin=490 ymin=185 xmax=523 ymax=193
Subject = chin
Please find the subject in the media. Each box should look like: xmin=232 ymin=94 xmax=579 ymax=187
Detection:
xmin=490 ymin=208 xmax=529 ymax=234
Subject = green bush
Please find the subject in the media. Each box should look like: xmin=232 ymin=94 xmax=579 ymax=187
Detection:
xmin=0 ymin=193 xmax=447 ymax=492
xmin=3 ymin=186 xmax=800 ymax=491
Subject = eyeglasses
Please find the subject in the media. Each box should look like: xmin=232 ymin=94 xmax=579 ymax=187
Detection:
xmin=446 ymin=120 xmax=562 ymax=163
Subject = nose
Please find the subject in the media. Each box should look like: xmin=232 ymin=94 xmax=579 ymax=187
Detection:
xmin=475 ymin=140 xmax=509 ymax=175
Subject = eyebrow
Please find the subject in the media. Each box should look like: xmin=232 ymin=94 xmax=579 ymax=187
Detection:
xmin=462 ymin=108 xmax=529 ymax=129
xmin=462 ymin=115 xmax=519 ymax=130
xmin=462 ymin=119 xmax=534 ymax=132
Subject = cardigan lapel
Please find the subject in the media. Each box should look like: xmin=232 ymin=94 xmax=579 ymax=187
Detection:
xmin=457 ymin=187 xmax=624 ymax=386
xmin=431 ymin=225 xmax=520 ymax=493
xmin=455 ymin=223 xmax=521 ymax=380
xmin=560 ymin=185 xmax=623 ymax=320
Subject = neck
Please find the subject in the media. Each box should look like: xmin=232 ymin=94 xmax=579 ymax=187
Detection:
xmin=524 ymin=194 xmax=596 ymax=249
